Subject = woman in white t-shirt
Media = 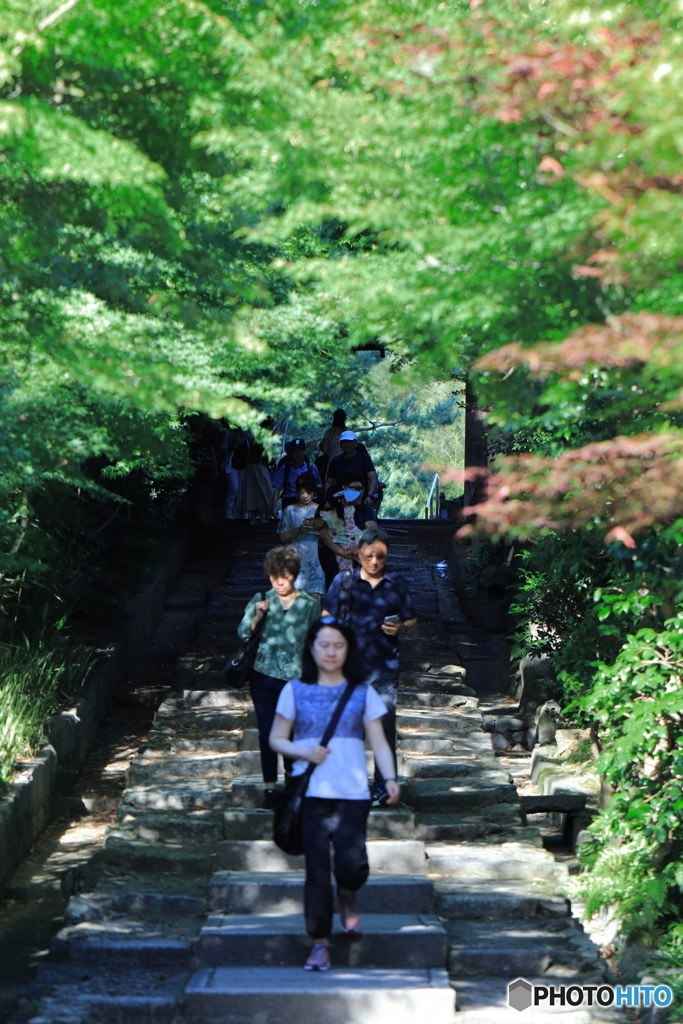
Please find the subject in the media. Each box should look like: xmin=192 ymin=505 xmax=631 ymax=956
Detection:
xmin=269 ymin=619 xmax=399 ymax=973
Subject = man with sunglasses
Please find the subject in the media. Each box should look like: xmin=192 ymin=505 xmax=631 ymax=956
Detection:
xmin=322 ymin=525 xmax=417 ymax=807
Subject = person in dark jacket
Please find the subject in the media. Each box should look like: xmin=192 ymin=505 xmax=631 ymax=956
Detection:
xmin=322 ymin=525 xmax=417 ymax=807
xmin=326 ymin=431 xmax=378 ymax=501
xmin=272 ymin=439 xmax=322 ymax=513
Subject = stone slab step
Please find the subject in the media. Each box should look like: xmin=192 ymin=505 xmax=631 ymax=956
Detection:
xmin=216 ymin=839 xmax=426 ymax=874
xmin=399 ymin=674 xmax=472 ymax=693
xmin=126 ymin=753 xmax=239 ymax=784
xmin=99 ymin=837 xmax=216 ymax=874
xmin=196 ymin=913 xmax=447 ymax=969
xmin=434 ymin=880 xmax=569 ymax=919
xmin=222 ymin=798 xmax=417 ymax=839
xmin=402 ymin=757 xmax=510 ymax=781
xmin=67 ymin=935 xmax=192 ymax=969
xmin=163 ymin=688 xmax=251 ymax=709
xmin=184 ymin=967 xmax=456 ymax=1024
xmin=154 ymin=708 xmax=253 ymax=731
xmin=40 ymin=973 xmax=187 ymax=1024
xmin=397 ymin=710 xmax=482 ymax=731
xmin=120 ymin=781 xmax=230 ymax=812
xmin=127 ymin=750 xmax=262 ymax=786
xmin=398 ymin=736 xmax=485 ymax=755
xmin=115 ymin=810 xmax=226 ymax=843
xmin=425 ymin=843 xmax=560 ymax=882
xmin=398 ymin=690 xmax=476 ymax=708
xmin=401 ymin=734 xmax=493 ymax=753
xmin=446 ymin=920 xmax=600 ymax=977
xmin=520 ymin=794 xmax=586 ymax=814
xmin=414 ymin=808 xmax=523 ymax=842
xmin=209 ymin=871 xmax=433 ymax=914
xmin=404 ymin=779 xmax=518 ymax=812
xmin=116 ymin=890 xmax=207 ymax=916
xmin=78 ymin=992 xmax=181 ymax=1023
xmin=148 ymin=731 xmax=242 ymax=753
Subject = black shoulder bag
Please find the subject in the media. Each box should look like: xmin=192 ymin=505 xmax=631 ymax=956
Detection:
xmin=222 ymin=593 xmax=267 ymax=689
xmin=273 ymin=680 xmax=355 ymax=856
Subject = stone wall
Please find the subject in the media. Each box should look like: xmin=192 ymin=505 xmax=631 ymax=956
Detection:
xmin=0 ymin=529 xmax=188 ymax=891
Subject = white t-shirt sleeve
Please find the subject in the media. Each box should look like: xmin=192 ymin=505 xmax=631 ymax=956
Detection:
xmin=364 ymin=684 xmax=388 ymax=723
xmin=275 ymin=681 xmax=296 ymax=721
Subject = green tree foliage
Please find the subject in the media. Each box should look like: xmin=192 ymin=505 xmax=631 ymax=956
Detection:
xmin=4 ymin=1 xmax=683 ymax=974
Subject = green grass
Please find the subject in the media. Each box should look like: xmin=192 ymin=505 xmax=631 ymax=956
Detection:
xmin=0 ymin=639 xmax=93 ymax=787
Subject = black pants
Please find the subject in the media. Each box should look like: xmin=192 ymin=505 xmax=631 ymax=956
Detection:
xmin=250 ymin=670 xmax=292 ymax=783
xmin=368 ymin=671 xmax=399 ymax=783
xmin=301 ymin=797 xmax=371 ymax=939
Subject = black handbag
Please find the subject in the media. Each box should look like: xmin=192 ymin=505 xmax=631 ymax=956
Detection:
xmin=273 ymin=680 xmax=355 ymax=856
xmin=222 ymin=593 xmax=267 ymax=689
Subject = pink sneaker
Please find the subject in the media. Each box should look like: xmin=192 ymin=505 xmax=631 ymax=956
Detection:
xmin=304 ymin=941 xmax=331 ymax=971
xmin=338 ymin=888 xmax=360 ymax=932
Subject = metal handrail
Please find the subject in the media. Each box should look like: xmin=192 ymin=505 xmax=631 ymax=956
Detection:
xmin=424 ymin=472 xmax=440 ymax=520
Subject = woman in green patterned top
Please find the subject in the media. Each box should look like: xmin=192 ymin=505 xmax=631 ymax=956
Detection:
xmin=238 ymin=546 xmax=320 ymax=808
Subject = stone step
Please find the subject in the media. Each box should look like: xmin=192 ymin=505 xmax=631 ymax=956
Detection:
xmin=115 ymin=889 xmax=207 ymax=916
xmin=148 ymin=731 xmax=242 ymax=753
xmin=154 ymin=707 xmax=253 ymax=731
xmin=397 ymin=710 xmax=483 ymax=731
xmin=184 ymin=967 xmax=457 ymax=1024
xmin=215 ymin=839 xmax=427 ymax=874
xmin=26 ymin=967 xmax=187 ymax=1024
xmin=399 ymin=673 xmax=473 ymax=696
xmin=404 ymin=779 xmax=517 ymax=812
xmin=224 ymin=806 xmax=417 ymax=839
xmin=425 ymin=843 xmax=560 ymax=882
xmin=398 ymin=735 xmax=483 ymax=755
xmin=175 ymin=689 xmax=252 ymax=707
xmin=434 ymin=880 xmax=569 ymax=919
xmin=127 ymin=749 xmax=263 ymax=786
xmin=414 ymin=808 xmax=523 ymax=842
xmin=196 ymin=913 xmax=447 ymax=969
xmin=446 ymin=920 xmax=601 ymax=977
xmin=398 ymin=690 xmax=476 ymax=708
xmin=98 ymin=836 xmax=216 ymax=874
xmin=401 ymin=757 xmax=509 ymax=781
xmin=115 ymin=809 xmax=226 ymax=843
xmin=209 ymin=871 xmax=434 ymax=914
xmin=63 ymin=931 xmax=193 ymax=970
xmin=227 ymin=780 xmax=418 ymax=823
xmin=120 ymin=780 xmax=230 ymax=812
xmin=452 ymin=974 xmax=609 ymax=1023
xmin=126 ymin=752 xmax=239 ymax=784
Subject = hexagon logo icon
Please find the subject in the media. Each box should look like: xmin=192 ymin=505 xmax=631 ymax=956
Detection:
xmin=508 ymin=978 xmax=533 ymax=1012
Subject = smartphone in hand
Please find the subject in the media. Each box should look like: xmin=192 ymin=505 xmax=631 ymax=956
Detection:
xmin=383 ymin=615 xmax=400 ymax=624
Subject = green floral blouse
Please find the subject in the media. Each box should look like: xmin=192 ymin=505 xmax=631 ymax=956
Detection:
xmin=237 ymin=588 xmax=320 ymax=681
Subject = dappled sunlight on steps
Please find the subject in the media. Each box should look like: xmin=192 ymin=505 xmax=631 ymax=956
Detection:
xmin=26 ymin=522 xmax=614 ymax=1024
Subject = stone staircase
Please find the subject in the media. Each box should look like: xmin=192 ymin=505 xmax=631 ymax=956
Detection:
xmin=26 ymin=523 xmax=618 ymax=1024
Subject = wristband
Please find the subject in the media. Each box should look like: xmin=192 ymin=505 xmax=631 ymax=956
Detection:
xmin=384 ymin=777 xmax=397 ymax=782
